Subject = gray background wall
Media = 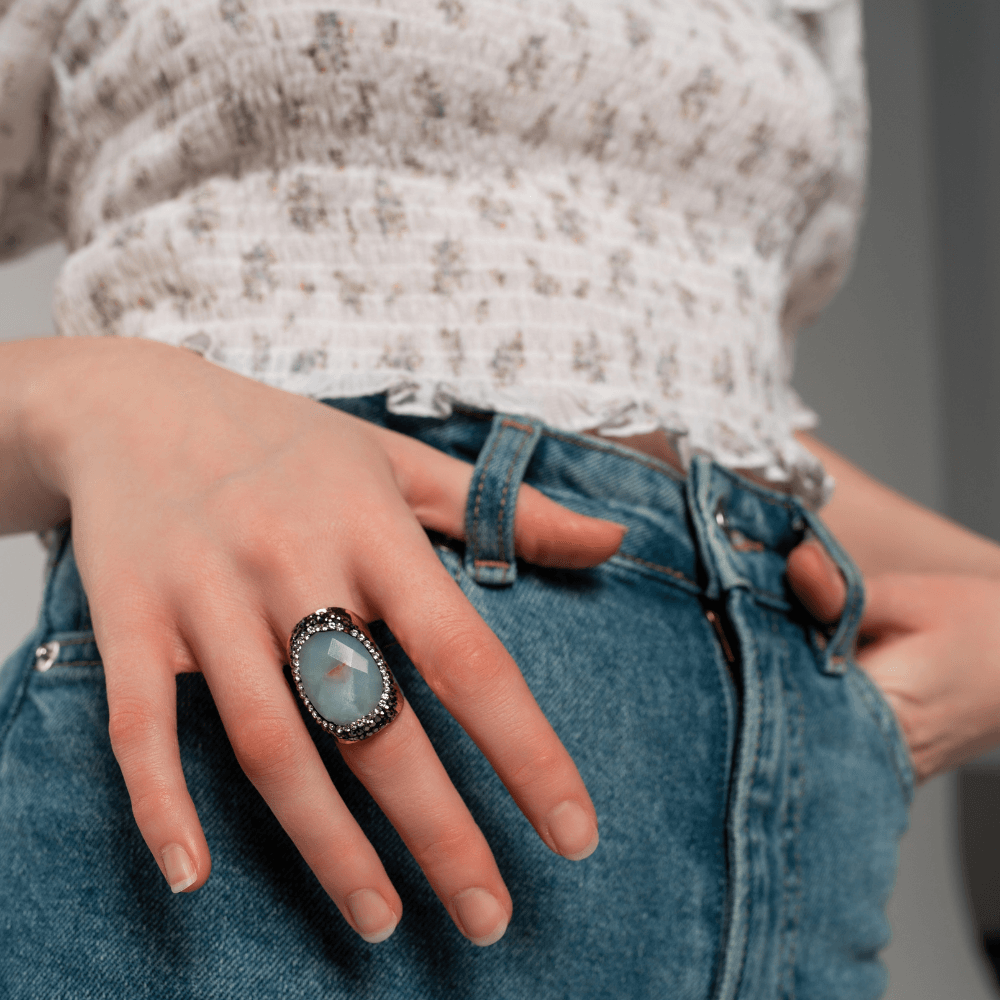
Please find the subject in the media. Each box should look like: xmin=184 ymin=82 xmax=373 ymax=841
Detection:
xmin=1 ymin=1 xmax=998 ymax=996
xmin=790 ymin=0 xmax=999 ymax=995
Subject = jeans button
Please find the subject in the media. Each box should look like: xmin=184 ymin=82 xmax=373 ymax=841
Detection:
xmin=714 ymin=501 xmax=728 ymax=532
xmin=33 ymin=641 xmax=60 ymax=672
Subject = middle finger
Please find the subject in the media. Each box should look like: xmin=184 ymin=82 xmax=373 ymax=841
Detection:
xmin=341 ymin=702 xmax=513 ymax=946
xmin=357 ymin=524 xmax=601 ymax=864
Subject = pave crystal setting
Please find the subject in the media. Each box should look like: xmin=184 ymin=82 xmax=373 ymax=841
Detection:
xmin=289 ymin=608 xmax=401 ymax=742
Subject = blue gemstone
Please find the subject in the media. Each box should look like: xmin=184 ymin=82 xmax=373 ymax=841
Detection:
xmin=298 ymin=631 xmax=384 ymax=726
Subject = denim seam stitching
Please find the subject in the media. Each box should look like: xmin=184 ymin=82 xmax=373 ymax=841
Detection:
xmin=733 ymin=617 xmax=764 ymax=1000
xmin=846 ymin=663 xmax=915 ymax=802
xmin=777 ymin=696 xmax=792 ymax=1000
xmin=495 ymin=424 xmax=533 ymax=565
xmin=712 ymin=604 xmax=738 ymax=1000
xmin=748 ymin=584 xmax=786 ymax=603
xmin=729 ymin=536 xmax=765 ymax=553
xmin=470 ymin=425 xmax=506 ymax=570
xmin=615 ymin=551 xmax=696 ymax=586
xmin=604 ymin=556 xmax=702 ymax=599
xmin=501 ymin=418 xmax=535 ymax=434
xmin=780 ymin=628 xmax=805 ymax=1000
xmin=837 ymin=589 xmax=865 ymax=659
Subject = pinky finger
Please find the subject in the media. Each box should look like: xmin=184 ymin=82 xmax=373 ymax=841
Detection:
xmin=104 ymin=649 xmax=210 ymax=893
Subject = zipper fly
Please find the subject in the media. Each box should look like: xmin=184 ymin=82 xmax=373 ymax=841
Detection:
xmin=705 ymin=608 xmax=735 ymax=665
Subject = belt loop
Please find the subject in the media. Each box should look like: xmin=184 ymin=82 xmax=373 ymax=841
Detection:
xmin=687 ymin=455 xmax=747 ymax=600
xmin=800 ymin=507 xmax=866 ymax=675
xmin=463 ymin=414 xmax=542 ymax=586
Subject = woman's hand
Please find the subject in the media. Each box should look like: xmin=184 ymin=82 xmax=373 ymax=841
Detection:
xmin=787 ymin=539 xmax=1000 ymax=781
xmin=15 ymin=337 xmax=625 ymax=946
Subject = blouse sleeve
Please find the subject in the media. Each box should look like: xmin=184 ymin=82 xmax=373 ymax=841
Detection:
xmin=0 ymin=0 xmax=76 ymax=263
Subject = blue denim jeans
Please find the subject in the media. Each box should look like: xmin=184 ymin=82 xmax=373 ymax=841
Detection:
xmin=0 ymin=397 xmax=912 ymax=999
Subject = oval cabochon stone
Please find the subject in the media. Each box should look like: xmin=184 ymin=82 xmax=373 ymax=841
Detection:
xmin=298 ymin=630 xmax=384 ymax=725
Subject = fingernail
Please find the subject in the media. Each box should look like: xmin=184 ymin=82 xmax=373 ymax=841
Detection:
xmin=547 ymin=800 xmax=599 ymax=861
xmin=347 ymin=889 xmax=398 ymax=944
xmin=606 ymin=521 xmax=628 ymax=550
xmin=452 ymin=888 xmax=509 ymax=946
xmin=161 ymin=843 xmax=197 ymax=893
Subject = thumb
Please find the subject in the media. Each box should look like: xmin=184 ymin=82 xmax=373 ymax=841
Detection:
xmin=786 ymin=537 xmax=846 ymax=624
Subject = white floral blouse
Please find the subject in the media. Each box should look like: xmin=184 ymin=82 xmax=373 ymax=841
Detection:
xmin=0 ymin=0 xmax=866 ymax=506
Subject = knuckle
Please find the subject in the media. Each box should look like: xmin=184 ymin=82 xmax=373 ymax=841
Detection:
xmin=346 ymin=714 xmax=423 ymax=782
xmin=108 ymin=700 xmax=159 ymax=758
xmin=518 ymin=533 xmax=551 ymax=566
xmin=238 ymin=516 xmax=308 ymax=579
xmin=412 ymin=823 xmax=488 ymax=872
xmin=420 ymin=626 xmax=509 ymax=703
xmin=129 ymin=785 xmax=182 ymax=831
xmin=513 ymin=498 xmax=562 ymax=564
xmin=229 ymin=713 xmax=301 ymax=785
xmin=505 ymin=740 xmax=567 ymax=795
xmin=217 ymin=487 xmax=320 ymax=573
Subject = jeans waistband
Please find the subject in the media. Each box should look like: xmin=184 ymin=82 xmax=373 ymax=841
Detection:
xmin=324 ymin=396 xmax=863 ymax=672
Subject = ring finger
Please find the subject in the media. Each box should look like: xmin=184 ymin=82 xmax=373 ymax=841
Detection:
xmin=191 ymin=618 xmax=404 ymax=943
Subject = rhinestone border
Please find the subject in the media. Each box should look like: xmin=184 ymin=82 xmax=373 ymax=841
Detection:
xmin=289 ymin=607 xmax=402 ymax=742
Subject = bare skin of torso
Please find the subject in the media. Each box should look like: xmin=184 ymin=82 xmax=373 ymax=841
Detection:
xmin=583 ymin=428 xmax=793 ymax=494
xmin=583 ymin=429 xmax=684 ymax=472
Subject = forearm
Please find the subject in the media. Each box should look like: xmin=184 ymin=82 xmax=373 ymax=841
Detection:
xmin=797 ymin=431 xmax=1000 ymax=581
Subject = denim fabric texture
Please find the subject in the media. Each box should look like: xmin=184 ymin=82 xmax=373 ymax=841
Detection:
xmin=0 ymin=397 xmax=912 ymax=999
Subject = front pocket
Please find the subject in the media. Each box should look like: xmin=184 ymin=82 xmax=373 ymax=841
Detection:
xmin=846 ymin=660 xmax=915 ymax=804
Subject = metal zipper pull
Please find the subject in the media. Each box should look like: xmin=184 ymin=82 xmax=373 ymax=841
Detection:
xmin=33 ymin=640 xmax=60 ymax=672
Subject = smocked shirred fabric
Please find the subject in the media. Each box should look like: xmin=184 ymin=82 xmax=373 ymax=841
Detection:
xmin=0 ymin=0 xmax=866 ymax=507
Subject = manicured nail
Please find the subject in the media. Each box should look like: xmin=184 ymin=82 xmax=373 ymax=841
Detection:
xmin=161 ymin=843 xmax=197 ymax=893
xmin=452 ymin=888 xmax=509 ymax=946
xmin=610 ymin=523 xmax=629 ymax=552
xmin=347 ymin=889 xmax=398 ymax=944
xmin=547 ymin=800 xmax=599 ymax=860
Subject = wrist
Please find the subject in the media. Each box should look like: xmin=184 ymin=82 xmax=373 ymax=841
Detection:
xmin=11 ymin=337 xmax=190 ymax=532
xmin=798 ymin=431 xmax=1000 ymax=581
xmin=1 ymin=337 xmax=79 ymax=533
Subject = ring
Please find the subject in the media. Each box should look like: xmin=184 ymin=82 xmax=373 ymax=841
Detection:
xmin=289 ymin=608 xmax=402 ymax=742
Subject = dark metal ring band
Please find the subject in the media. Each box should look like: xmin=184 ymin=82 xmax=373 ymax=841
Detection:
xmin=289 ymin=607 xmax=402 ymax=743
